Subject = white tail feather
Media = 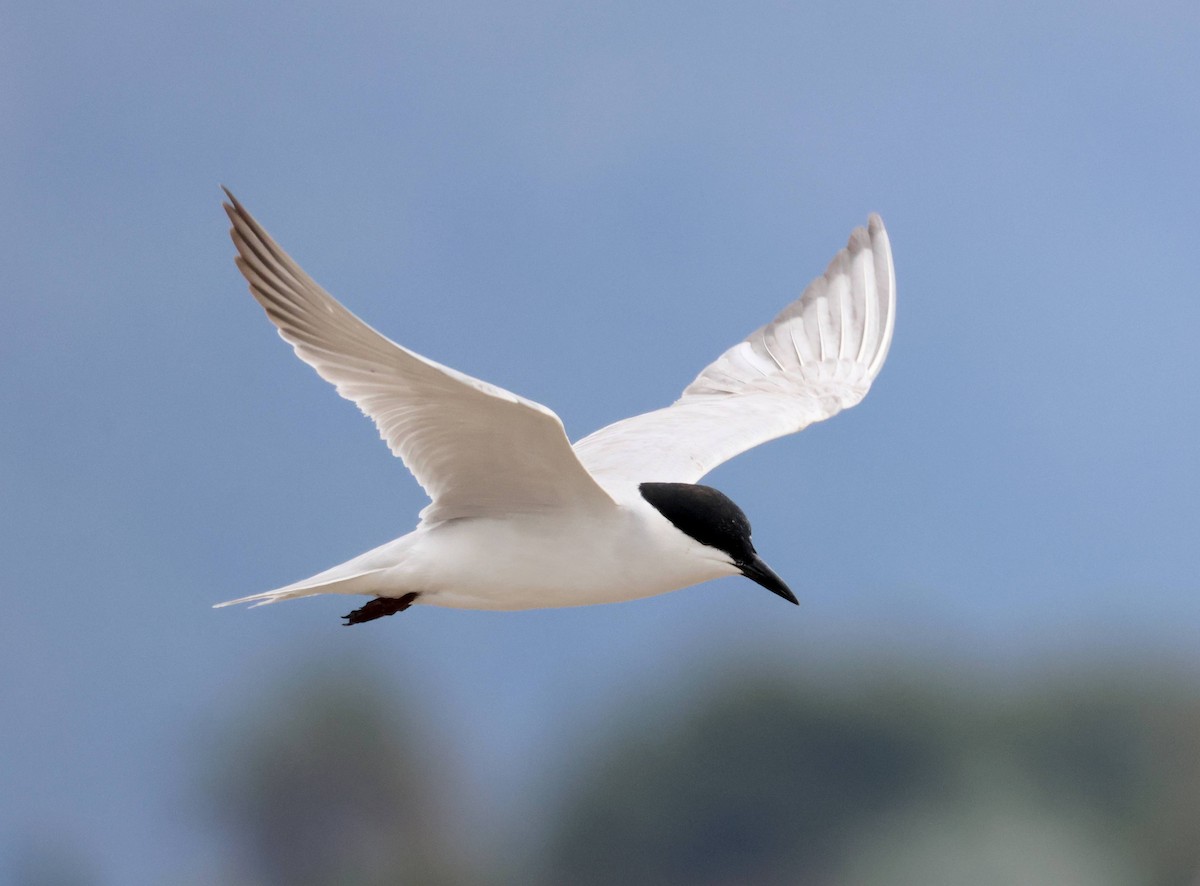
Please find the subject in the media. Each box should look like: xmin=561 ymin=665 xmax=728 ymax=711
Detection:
xmin=213 ymin=568 xmax=388 ymax=609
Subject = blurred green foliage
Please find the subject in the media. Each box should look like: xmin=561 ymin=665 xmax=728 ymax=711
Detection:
xmin=205 ymin=663 xmax=465 ymax=886
xmin=200 ymin=660 xmax=1200 ymax=886
xmin=540 ymin=668 xmax=1200 ymax=885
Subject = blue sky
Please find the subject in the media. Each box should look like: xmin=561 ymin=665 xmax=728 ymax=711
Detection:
xmin=3 ymin=0 xmax=1198 ymax=880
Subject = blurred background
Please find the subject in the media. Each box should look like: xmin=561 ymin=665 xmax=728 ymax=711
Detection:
xmin=3 ymin=1 xmax=1199 ymax=883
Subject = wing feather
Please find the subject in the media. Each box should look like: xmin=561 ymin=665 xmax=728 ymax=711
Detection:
xmin=224 ymin=190 xmax=614 ymax=523
xmin=573 ymin=215 xmax=894 ymax=487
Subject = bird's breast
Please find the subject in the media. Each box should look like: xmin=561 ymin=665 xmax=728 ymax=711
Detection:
xmin=408 ymin=506 xmax=733 ymax=610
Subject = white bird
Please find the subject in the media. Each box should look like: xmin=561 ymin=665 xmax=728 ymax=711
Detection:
xmin=215 ymin=191 xmax=895 ymax=625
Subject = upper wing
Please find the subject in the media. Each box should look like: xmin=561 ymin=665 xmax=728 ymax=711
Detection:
xmin=573 ymin=215 xmax=894 ymax=488
xmin=224 ymin=190 xmax=615 ymax=524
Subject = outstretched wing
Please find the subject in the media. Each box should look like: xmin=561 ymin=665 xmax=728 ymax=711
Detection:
xmin=224 ymin=190 xmax=615 ymax=523
xmin=573 ymin=215 xmax=894 ymax=488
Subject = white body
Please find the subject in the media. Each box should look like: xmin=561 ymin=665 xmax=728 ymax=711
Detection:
xmin=215 ymin=192 xmax=895 ymax=614
xmin=287 ymin=494 xmax=737 ymax=611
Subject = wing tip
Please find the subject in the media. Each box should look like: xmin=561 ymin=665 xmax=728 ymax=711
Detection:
xmin=849 ymin=213 xmax=888 ymax=253
xmin=843 ymin=213 xmax=893 ymax=294
xmin=866 ymin=213 xmax=891 ymax=258
xmin=864 ymin=213 xmax=893 ymax=273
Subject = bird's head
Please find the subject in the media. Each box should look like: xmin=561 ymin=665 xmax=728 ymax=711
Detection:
xmin=639 ymin=482 xmax=797 ymax=605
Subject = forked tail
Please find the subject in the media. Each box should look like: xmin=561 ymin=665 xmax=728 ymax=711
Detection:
xmin=214 ymin=568 xmax=388 ymax=609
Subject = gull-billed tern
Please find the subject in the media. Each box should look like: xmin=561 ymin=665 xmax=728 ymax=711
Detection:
xmin=215 ymin=191 xmax=894 ymax=625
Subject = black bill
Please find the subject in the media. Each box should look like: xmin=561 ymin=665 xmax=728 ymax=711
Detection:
xmin=739 ymin=554 xmax=798 ymax=605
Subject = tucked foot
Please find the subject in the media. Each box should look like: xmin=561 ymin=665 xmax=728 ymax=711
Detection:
xmin=342 ymin=592 xmax=420 ymax=626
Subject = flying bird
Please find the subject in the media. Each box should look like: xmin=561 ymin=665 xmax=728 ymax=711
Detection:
xmin=216 ymin=191 xmax=894 ymax=625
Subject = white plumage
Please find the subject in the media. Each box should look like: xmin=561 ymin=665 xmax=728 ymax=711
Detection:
xmin=216 ymin=191 xmax=894 ymax=619
xmin=574 ymin=216 xmax=893 ymax=488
